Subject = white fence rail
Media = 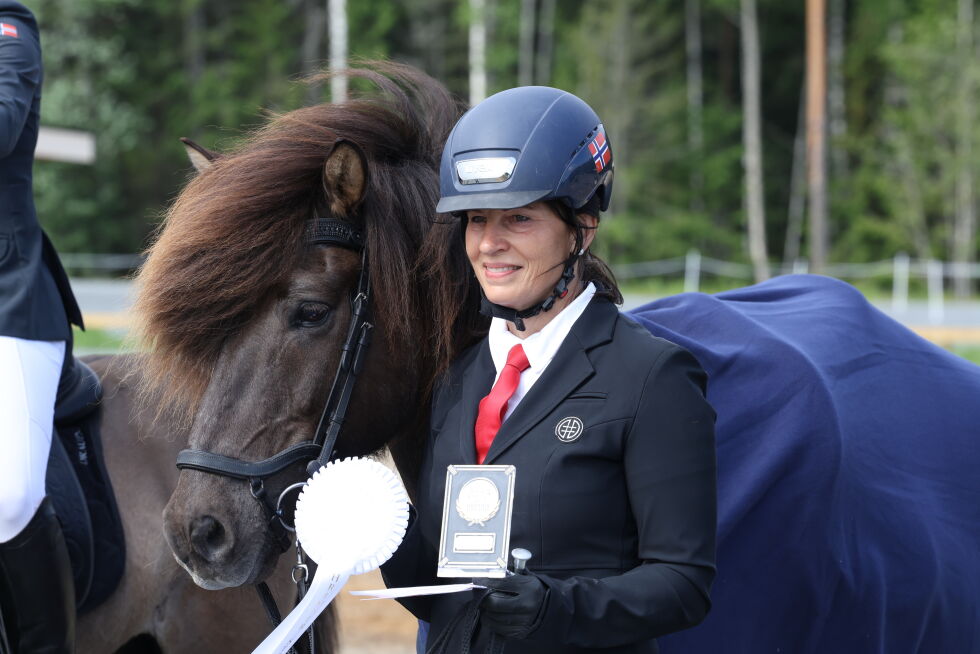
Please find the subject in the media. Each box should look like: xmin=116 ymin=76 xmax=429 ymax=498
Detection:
xmin=60 ymin=253 xmax=144 ymax=273
xmin=612 ymin=251 xmax=980 ymax=325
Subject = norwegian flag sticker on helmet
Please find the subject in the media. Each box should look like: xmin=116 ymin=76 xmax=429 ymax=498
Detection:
xmin=0 ymin=23 xmax=19 ymax=38
xmin=588 ymin=132 xmax=611 ymax=172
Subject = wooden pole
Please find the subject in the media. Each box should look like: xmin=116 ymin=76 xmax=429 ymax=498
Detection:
xmin=518 ymin=0 xmax=535 ymax=87
xmin=954 ymin=0 xmax=975 ymax=297
xmin=302 ymin=0 xmax=326 ymax=104
xmin=535 ymin=0 xmax=555 ymax=85
xmin=469 ymin=0 xmax=487 ymax=105
xmin=741 ymin=0 xmax=769 ymax=282
xmin=828 ymin=0 xmax=848 ymax=180
xmin=328 ymin=0 xmax=347 ymax=102
xmin=806 ymin=0 xmax=828 ymax=272
xmin=686 ymin=0 xmax=704 ymax=212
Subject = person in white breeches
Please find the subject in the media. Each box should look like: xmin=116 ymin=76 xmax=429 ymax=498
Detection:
xmin=1 ymin=3 xmax=86 ymax=651
xmin=0 ymin=336 xmax=65 ymax=543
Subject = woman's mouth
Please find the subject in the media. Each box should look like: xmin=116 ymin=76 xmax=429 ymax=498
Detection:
xmin=484 ymin=264 xmax=521 ymax=279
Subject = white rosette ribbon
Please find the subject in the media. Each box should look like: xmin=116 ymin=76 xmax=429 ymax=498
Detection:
xmin=252 ymin=457 xmax=409 ymax=654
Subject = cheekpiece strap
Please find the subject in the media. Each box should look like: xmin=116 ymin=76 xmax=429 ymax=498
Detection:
xmin=305 ymin=218 xmax=364 ymax=251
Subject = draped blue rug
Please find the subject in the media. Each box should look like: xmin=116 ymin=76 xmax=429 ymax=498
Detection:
xmin=628 ymin=274 xmax=980 ymax=653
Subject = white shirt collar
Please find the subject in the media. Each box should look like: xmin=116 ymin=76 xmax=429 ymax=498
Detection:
xmin=487 ymin=282 xmax=597 ymax=377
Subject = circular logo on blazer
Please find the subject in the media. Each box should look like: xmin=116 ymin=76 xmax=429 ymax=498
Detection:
xmin=555 ymin=416 xmax=584 ymax=443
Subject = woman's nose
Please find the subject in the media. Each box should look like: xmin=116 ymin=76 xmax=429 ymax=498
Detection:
xmin=479 ymin=221 xmax=507 ymax=254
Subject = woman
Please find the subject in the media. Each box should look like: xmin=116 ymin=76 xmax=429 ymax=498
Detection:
xmin=382 ymin=86 xmax=717 ymax=653
xmin=0 ymin=2 xmax=82 ymax=652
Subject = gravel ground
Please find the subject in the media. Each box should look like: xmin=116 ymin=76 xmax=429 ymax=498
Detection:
xmin=336 ymin=569 xmax=417 ymax=653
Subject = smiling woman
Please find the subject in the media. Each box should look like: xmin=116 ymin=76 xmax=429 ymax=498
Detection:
xmin=464 ymin=203 xmax=592 ymax=328
xmin=381 ymin=86 xmax=718 ymax=653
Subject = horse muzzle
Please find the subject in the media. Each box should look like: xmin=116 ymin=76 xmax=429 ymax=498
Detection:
xmin=163 ymin=473 xmax=279 ymax=590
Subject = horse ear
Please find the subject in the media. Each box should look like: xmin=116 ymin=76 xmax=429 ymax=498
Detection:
xmin=322 ymin=139 xmax=369 ymax=218
xmin=180 ymin=137 xmax=220 ymax=173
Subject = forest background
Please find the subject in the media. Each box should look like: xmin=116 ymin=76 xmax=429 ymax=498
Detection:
xmin=27 ymin=0 xmax=980 ymax=296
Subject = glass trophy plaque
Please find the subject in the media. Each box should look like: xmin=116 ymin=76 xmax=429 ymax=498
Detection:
xmin=436 ymin=464 xmax=516 ymax=578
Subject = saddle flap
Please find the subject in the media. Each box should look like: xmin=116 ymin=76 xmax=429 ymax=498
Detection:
xmin=47 ymin=359 xmax=126 ymax=614
xmin=45 ymin=436 xmax=95 ymax=608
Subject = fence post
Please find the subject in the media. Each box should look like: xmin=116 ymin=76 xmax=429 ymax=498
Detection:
xmin=892 ymin=252 xmax=909 ymax=314
xmin=684 ymin=249 xmax=702 ymax=293
xmin=927 ymin=259 xmax=944 ymax=324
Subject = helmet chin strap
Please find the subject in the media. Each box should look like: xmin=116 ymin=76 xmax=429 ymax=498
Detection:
xmin=479 ymin=251 xmax=581 ymax=332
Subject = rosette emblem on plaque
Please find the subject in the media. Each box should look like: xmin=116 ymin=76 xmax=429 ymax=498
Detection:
xmin=438 ymin=465 xmax=516 ymax=578
xmin=456 ymin=477 xmax=501 ymax=526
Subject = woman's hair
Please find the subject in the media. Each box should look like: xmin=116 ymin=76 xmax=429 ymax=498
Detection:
xmin=549 ymin=198 xmax=624 ymax=306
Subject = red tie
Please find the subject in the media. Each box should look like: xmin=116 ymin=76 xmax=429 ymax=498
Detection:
xmin=474 ymin=344 xmax=530 ymax=464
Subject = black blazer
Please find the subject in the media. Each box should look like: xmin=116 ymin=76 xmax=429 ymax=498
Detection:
xmin=382 ymin=297 xmax=717 ymax=653
xmin=0 ymin=1 xmax=82 ymax=340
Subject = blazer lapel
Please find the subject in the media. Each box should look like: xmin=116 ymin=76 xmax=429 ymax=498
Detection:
xmin=482 ymin=298 xmax=618 ymax=464
xmin=457 ymin=341 xmax=496 ymax=463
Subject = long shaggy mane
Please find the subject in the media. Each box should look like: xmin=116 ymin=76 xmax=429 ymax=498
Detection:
xmin=134 ymin=62 xmax=465 ymax=420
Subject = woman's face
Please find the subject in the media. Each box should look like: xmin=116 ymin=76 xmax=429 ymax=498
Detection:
xmin=465 ymin=202 xmax=577 ymax=310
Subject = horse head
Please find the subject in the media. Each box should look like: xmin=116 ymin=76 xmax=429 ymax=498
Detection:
xmin=136 ymin=64 xmax=471 ymax=589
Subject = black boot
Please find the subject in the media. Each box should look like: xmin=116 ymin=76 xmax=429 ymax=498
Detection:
xmin=0 ymin=595 xmax=11 ymax=654
xmin=0 ymin=498 xmax=75 ymax=653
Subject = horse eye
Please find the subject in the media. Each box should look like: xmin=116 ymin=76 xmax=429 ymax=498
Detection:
xmin=294 ymin=302 xmax=331 ymax=327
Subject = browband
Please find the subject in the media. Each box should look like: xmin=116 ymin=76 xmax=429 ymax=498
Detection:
xmin=305 ymin=218 xmax=364 ymax=251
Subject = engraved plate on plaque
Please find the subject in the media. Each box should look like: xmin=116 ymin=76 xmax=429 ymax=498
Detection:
xmin=437 ymin=465 xmax=516 ymax=578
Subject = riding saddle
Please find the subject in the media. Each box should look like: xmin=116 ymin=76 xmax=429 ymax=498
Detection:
xmin=46 ymin=356 xmax=125 ymax=614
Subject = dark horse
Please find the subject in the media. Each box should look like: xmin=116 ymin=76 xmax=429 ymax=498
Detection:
xmin=137 ymin=62 xmax=980 ymax=653
xmin=63 ymin=354 xmax=337 ymax=653
xmin=134 ymin=63 xmax=471 ymax=649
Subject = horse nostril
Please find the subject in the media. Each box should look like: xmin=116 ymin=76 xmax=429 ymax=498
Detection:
xmin=189 ymin=515 xmax=231 ymax=563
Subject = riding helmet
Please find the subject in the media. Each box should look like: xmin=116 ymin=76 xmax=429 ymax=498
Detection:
xmin=436 ymin=86 xmax=614 ymax=214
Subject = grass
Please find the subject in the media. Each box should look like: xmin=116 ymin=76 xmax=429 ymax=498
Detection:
xmin=72 ymin=326 xmax=130 ymax=355
xmin=951 ymin=346 xmax=980 ymax=365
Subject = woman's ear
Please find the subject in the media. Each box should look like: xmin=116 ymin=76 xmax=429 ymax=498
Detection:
xmin=577 ymin=212 xmax=599 ymax=252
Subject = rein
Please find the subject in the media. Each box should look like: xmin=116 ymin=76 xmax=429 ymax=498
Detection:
xmin=174 ymin=217 xmax=372 ymax=654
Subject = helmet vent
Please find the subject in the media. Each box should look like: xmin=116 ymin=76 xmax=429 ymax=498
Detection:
xmin=455 ymin=157 xmax=518 ymax=185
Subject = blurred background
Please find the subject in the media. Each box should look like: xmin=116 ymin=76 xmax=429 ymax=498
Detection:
xmin=26 ymin=0 xmax=980 ymax=346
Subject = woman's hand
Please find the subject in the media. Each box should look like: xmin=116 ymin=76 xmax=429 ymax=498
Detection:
xmin=476 ymin=573 xmax=549 ymax=639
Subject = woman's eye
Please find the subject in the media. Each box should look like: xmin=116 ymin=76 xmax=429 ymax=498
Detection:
xmin=469 ymin=214 xmax=486 ymax=224
xmin=512 ymin=214 xmax=531 ymax=223
xmin=294 ymin=302 xmax=331 ymax=327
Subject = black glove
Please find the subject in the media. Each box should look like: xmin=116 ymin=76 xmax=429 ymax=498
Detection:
xmin=476 ymin=573 xmax=549 ymax=640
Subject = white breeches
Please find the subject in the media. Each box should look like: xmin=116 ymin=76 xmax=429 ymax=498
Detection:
xmin=0 ymin=335 xmax=65 ymax=542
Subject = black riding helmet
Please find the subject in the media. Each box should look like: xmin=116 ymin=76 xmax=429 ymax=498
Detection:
xmin=437 ymin=86 xmax=614 ymax=330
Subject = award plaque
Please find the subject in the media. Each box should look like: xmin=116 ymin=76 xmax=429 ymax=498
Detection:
xmin=436 ymin=465 xmax=516 ymax=578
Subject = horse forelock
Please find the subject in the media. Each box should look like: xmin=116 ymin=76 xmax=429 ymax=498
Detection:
xmin=134 ymin=62 xmax=464 ymax=420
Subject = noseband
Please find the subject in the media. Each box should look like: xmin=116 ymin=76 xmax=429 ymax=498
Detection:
xmin=175 ymin=217 xmax=373 ymax=550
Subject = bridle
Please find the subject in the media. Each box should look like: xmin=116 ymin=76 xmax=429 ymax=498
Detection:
xmin=172 ymin=217 xmax=372 ymax=654
xmin=175 ymin=217 xmax=372 ymax=544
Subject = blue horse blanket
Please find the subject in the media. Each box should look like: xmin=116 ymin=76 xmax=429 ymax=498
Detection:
xmin=628 ymin=274 xmax=980 ymax=653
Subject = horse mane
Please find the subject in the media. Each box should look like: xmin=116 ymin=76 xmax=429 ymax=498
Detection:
xmin=134 ymin=61 xmax=470 ymax=419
